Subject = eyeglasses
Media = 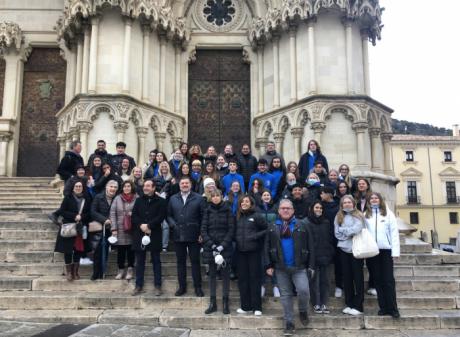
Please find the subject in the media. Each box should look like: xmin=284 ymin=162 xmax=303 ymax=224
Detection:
xmin=279 ymin=207 xmax=293 ymax=211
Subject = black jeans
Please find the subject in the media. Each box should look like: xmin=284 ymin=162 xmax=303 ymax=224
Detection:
xmin=175 ymin=241 xmax=202 ymax=290
xmin=117 ymin=245 xmax=135 ymax=269
xmin=135 ymin=249 xmax=161 ymax=288
xmin=367 ymin=249 xmax=398 ymax=313
xmin=209 ymin=263 xmax=230 ymax=298
xmin=366 ymin=258 xmax=375 ymax=289
xmin=340 ymin=250 xmax=364 ymax=312
xmin=237 ymin=250 xmax=262 ymax=311
xmin=64 ymin=251 xmax=82 ymax=265
xmin=311 ymin=264 xmax=329 ymax=306
xmin=334 ymin=246 xmax=343 ymax=288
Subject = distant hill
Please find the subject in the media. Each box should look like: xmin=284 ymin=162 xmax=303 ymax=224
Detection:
xmin=391 ymin=119 xmax=452 ymax=136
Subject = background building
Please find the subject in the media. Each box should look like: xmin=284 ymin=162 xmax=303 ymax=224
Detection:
xmin=391 ymin=125 xmax=460 ymax=244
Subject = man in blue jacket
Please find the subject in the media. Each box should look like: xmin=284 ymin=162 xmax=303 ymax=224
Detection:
xmin=221 ymin=160 xmax=245 ymax=196
xmin=249 ymin=159 xmax=277 ymax=198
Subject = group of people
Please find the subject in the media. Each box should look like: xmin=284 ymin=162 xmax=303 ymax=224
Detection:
xmin=53 ymin=138 xmax=400 ymax=336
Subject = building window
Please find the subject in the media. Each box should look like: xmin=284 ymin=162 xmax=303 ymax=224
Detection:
xmin=405 ymin=150 xmax=414 ymax=162
xmin=449 ymin=212 xmax=459 ymax=224
xmin=203 ymin=0 xmax=236 ymax=26
xmin=446 ymin=182 xmax=458 ymax=203
xmin=407 ymin=181 xmax=419 ymax=204
xmin=444 ymin=151 xmax=453 ymax=162
xmin=409 ymin=212 xmax=419 ymax=224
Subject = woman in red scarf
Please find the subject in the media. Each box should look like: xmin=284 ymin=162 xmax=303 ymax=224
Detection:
xmin=109 ymin=180 xmax=138 ymax=280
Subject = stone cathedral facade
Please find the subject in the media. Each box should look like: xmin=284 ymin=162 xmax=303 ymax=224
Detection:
xmin=0 ymin=0 xmax=398 ymax=203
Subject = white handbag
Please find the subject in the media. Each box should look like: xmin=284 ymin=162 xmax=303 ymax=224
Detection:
xmin=352 ymin=228 xmax=379 ymax=259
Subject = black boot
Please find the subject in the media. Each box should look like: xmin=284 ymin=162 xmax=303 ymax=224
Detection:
xmin=223 ymin=296 xmax=230 ymax=315
xmin=205 ymin=296 xmax=217 ymax=314
xmin=91 ymin=259 xmax=100 ymax=281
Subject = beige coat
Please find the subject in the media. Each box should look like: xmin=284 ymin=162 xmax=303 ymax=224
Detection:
xmin=109 ymin=194 xmax=137 ymax=246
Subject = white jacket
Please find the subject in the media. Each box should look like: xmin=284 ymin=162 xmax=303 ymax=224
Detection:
xmin=365 ymin=207 xmax=400 ymax=257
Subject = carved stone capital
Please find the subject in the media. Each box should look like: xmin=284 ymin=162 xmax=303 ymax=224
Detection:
xmin=352 ymin=122 xmax=368 ymax=132
xmin=381 ymin=132 xmax=393 ymax=143
xmin=0 ymin=132 xmax=12 ymax=142
xmin=369 ymin=127 xmax=381 ymax=137
xmin=290 ymin=127 xmax=304 ymax=138
xmin=78 ymin=121 xmax=93 ymax=133
xmin=273 ymin=132 xmax=285 ymax=142
xmin=311 ymin=122 xmax=326 ymax=132
xmin=113 ymin=121 xmax=129 ymax=133
xmin=56 ymin=136 xmax=67 ymax=144
xmin=136 ymin=127 xmax=149 ymax=138
xmin=0 ymin=21 xmax=23 ymax=52
xmin=255 ymin=137 xmax=269 ymax=149
xmin=154 ymin=132 xmax=167 ymax=141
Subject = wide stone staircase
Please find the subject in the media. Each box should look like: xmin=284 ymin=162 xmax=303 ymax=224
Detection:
xmin=0 ymin=177 xmax=459 ymax=331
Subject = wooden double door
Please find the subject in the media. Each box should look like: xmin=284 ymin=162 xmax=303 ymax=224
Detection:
xmin=188 ymin=49 xmax=251 ymax=152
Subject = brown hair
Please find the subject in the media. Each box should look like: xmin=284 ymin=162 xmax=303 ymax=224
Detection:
xmin=365 ymin=192 xmax=388 ymax=218
xmin=237 ymin=196 xmax=255 ymax=220
xmin=121 ymin=180 xmax=136 ymax=194
xmin=335 ymin=194 xmax=364 ymax=225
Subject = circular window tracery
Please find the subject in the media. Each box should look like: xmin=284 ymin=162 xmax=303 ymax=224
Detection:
xmin=195 ymin=0 xmax=243 ymax=32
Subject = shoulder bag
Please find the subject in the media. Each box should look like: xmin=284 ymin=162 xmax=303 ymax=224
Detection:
xmin=60 ymin=199 xmax=85 ymax=238
xmin=352 ymin=227 xmax=379 ymax=259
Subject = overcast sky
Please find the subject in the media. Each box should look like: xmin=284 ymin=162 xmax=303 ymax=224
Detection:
xmin=369 ymin=0 xmax=460 ymax=129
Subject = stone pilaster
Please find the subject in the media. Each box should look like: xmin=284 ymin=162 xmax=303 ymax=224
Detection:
xmin=136 ymin=127 xmax=148 ymax=164
xmin=343 ymin=18 xmax=354 ymax=94
xmin=369 ymin=127 xmax=383 ymax=172
xmin=122 ymin=17 xmax=133 ymax=94
xmin=88 ymin=17 xmax=99 ymax=94
xmin=273 ymin=132 xmax=285 ymax=155
xmin=154 ymin=132 xmax=167 ymax=152
xmin=114 ymin=121 xmax=129 ymax=142
xmin=381 ymin=132 xmax=394 ymax=175
xmin=257 ymin=44 xmax=264 ymax=114
xmin=159 ymin=33 xmax=167 ymax=108
xmin=272 ymin=35 xmax=280 ymax=109
xmin=81 ymin=25 xmax=90 ymax=94
xmin=290 ymin=127 xmax=304 ymax=160
xmin=288 ymin=25 xmax=297 ymax=102
xmin=352 ymin=122 xmax=370 ymax=170
xmin=310 ymin=122 xmax=326 ymax=144
xmin=141 ymin=25 xmax=151 ymax=101
xmin=0 ymin=132 xmax=12 ymax=176
xmin=171 ymin=136 xmax=182 ymax=151
xmin=174 ymin=43 xmax=181 ymax=113
xmin=306 ymin=18 xmax=317 ymax=94
xmin=75 ymin=34 xmax=83 ymax=94
xmin=361 ymin=29 xmax=371 ymax=95
xmin=78 ymin=122 xmax=93 ymax=162
xmin=255 ymin=137 xmax=268 ymax=157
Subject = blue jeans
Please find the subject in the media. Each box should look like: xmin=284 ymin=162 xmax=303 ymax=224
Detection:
xmin=135 ymin=250 xmax=161 ymax=288
xmin=276 ymin=268 xmax=310 ymax=323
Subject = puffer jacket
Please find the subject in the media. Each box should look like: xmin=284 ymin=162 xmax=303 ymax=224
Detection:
xmin=200 ymin=201 xmax=235 ymax=263
xmin=334 ymin=212 xmax=364 ymax=253
xmin=305 ymin=215 xmax=334 ymax=266
xmin=235 ymin=210 xmax=267 ymax=252
xmin=365 ymin=207 xmax=400 ymax=257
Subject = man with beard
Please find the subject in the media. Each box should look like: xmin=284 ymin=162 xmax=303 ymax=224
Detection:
xmin=88 ymin=139 xmax=111 ymax=165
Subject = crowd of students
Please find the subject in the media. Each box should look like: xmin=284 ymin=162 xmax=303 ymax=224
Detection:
xmin=52 ymin=138 xmax=400 ymax=336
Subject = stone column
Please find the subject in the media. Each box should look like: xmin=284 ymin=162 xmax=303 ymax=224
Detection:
xmin=57 ymin=136 xmax=67 ymax=160
xmin=75 ymin=36 xmax=83 ymax=94
xmin=257 ymin=45 xmax=264 ymax=114
xmin=122 ymin=18 xmax=133 ymax=93
xmin=272 ymin=35 xmax=280 ymax=109
xmin=142 ymin=25 xmax=150 ymax=101
xmin=381 ymin=132 xmax=394 ymax=175
xmin=0 ymin=133 xmax=12 ymax=176
xmin=88 ymin=17 xmax=99 ymax=94
xmin=78 ymin=122 xmax=92 ymax=162
xmin=307 ymin=19 xmax=317 ymax=94
xmin=159 ymin=34 xmax=167 ymax=108
xmin=311 ymin=122 xmax=326 ymax=145
xmin=289 ymin=26 xmax=297 ymax=102
xmin=171 ymin=136 xmax=182 ymax=150
xmin=174 ymin=43 xmax=181 ymax=113
xmin=69 ymin=127 xmax=79 ymax=142
xmin=114 ymin=121 xmax=128 ymax=142
xmin=136 ymin=127 xmax=148 ymax=165
xmin=62 ymin=45 xmax=77 ymax=104
xmin=154 ymin=132 xmax=167 ymax=152
xmin=255 ymin=137 xmax=268 ymax=157
xmin=273 ymin=132 xmax=285 ymax=155
xmin=291 ymin=127 xmax=304 ymax=160
xmin=361 ymin=30 xmax=371 ymax=96
xmin=370 ymin=127 xmax=383 ymax=172
xmin=1 ymin=51 xmax=26 ymax=119
xmin=81 ymin=25 xmax=90 ymax=94
xmin=344 ymin=19 xmax=354 ymax=94
xmin=353 ymin=122 xmax=369 ymax=170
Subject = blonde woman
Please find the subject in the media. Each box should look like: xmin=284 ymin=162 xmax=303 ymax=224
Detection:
xmin=128 ymin=166 xmax=144 ymax=196
xmin=334 ymin=195 xmax=365 ymax=316
xmin=365 ymin=192 xmax=400 ymax=318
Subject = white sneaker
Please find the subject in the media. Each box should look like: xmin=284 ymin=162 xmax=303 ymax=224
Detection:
xmin=348 ymin=308 xmax=363 ymax=316
xmin=273 ymin=286 xmax=281 ymax=298
xmin=367 ymin=288 xmax=377 ymax=296
xmin=334 ymin=287 xmax=342 ymax=298
xmin=254 ymin=310 xmax=262 ymax=316
xmin=261 ymin=286 xmax=266 ymax=297
xmin=80 ymin=257 xmax=93 ymax=266
xmin=342 ymin=307 xmax=352 ymax=314
xmin=236 ymin=308 xmax=249 ymax=314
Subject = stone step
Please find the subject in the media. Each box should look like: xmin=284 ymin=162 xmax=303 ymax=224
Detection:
xmin=0 ymin=196 xmax=63 ymax=202
xmin=0 ymin=221 xmax=56 ymax=230
xmin=0 ymin=240 xmax=56 ymax=251
xmin=0 ymin=190 xmax=61 ymax=196
xmin=0 ymin=229 xmax=57 ymax=240
xmin=0 ymin=200 xmax=61 ymax=206
xmin=0 ymin=183 xmax=55 ymax=189
xmin=0 ymin=308 xmax=458 ymax=329
xmin=0 ymin=205 xmax=58 ymax=212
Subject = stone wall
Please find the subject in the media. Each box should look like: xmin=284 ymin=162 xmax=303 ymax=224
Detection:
xmin=16 ymin=48 xmax=66 ymax=177
xmin=0 ymin=59 xmax=5 ymax=116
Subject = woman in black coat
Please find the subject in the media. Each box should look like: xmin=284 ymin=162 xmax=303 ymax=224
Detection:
xmin=235 ymin=196 xmax=267 ymax=316
xmin=54 ymin=181 xmax=91 ymax=281
xmin=201 ymin=190 xmax=235 ymax=315
xmin=305 ymin=201 xmax=334 ymax=314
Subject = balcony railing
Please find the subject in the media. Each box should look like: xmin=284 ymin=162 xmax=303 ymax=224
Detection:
xmin=406 ymin=196 xmax=421 ymax=204
xmin=446 ymin=196 xmax=460 ymax=204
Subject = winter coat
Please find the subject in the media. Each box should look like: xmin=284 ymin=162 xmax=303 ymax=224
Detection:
xmin=334 ymin=212 xmax=364 ymax=253
xmin=110 ymin=153 xmax=136 ymax=172
xmin=109 ymin=194 xmax=138 ymax=246
xmin=298 ymin=152 xmax=329 ymax=182
xmin=305 ymin=216 xmax=334 ymax=266
xmin=261 ymin=151 xmax=286 ymax=170
xmin=63 ymin=176 xmax=89 ymax=197
xmin=57 ymin=151 xmax=84 ymax=181
xmin=200 ymin=201 xmax=235 ymax=263
xmin=88 ymin=149 xmax=111 ymax=166
xmin=237 ymin=152 xmax=258 ymax=185
xmin=91 ymin=192 xmax=114 ymax=228
xmin=264 ymin=217 xmax=315 ymax=271
xmin=365 ymin=208 xmax=400 ymax=257
xmin=256 ymin=203 xmax=278 ymax=225
xmin=93 ymin=172 xmax=123 ymax=195
xmin=290 ymin=197 xmax=309 ymax=220
xmin=167 ymin=191 xmax=206 ymax=242
xmin=305 ymin=185 xmax=321 ymax=206
xmin=235 ymin=210 xmax=267 ymax=252
xmin=249 ymin=172 xmax=277 ymax=198
xmin=54 ymin=194 xmax=91 ymax=254
xmin=131 ymin=194 xmax=167 ymax=252
xmin=153 ymin=175 xmax=173 ymax=199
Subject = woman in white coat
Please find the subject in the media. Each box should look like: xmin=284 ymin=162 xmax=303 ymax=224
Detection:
xmin=364 ymin=192 xmax=400 ymax=318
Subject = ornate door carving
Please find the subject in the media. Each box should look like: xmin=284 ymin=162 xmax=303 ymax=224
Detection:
xmin=188 ymin=50 xmax=250 ymax=151
xmin=17 ymin=48 xmax=66 ymax=177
